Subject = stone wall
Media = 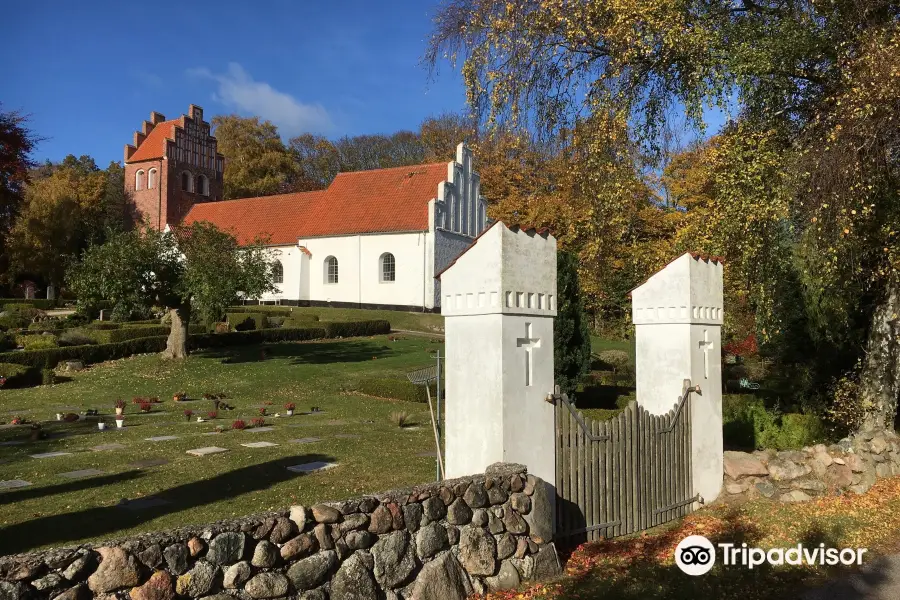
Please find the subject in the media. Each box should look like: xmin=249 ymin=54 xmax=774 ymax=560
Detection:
xmin=0 ymin=464 xmax=560 ymax=600
xmin=721 ymin=429 xmax=900 ymax=503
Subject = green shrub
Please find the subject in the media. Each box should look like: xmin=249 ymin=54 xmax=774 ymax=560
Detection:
xmin=87 ymin=324 xmax=204 ymax=344
xmin=324 ymin=320 xmax=390 ymax=338
xmin=20 ymin=335 xmax=58 ymax=350
xmin=722 ymin=395 xmax=827 ymax=450
xmin=227 ymin=313 xmax=268 ymax=331
xmin=267 ymin=316 xmax=287 ymax=327
xmin=41 ymin=368 xmax=55 ymax=385
xmin=588 ymin=408 xmax=625 ymax=422
xmin=0 ymin=320 xmax=390 ymax=369
xmin=356 ymin=377 xmax=436 ymax=403
xmin=0 ymin=334 xmax=15 ymax=352
xmin=0 ymin=362 xmax=40 ymax=387
xmin=0 ymin=314 xmax=30 ymax=331
xmin=284 ymin=315 xmax=319 ymax=325
xmin=88 ymin=322 xmax=121 ymax=330
xmin=121 ymin=319 xmax=161 ymax=326
xmin=2 ymin=299 xmax=57 ymax=310
xmin=58 ymin=329 xmax=99 ymax=347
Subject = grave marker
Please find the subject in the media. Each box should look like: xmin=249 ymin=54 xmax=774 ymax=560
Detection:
xmin=0 ymin=480 xmax=32 ymax=489
xmin=186 ymin=447 xmax=228 ymax=456
xmin=29 ymin=452 xmax=72 ymax=459
xmin=241 ymin=442 xmax=278 ymax=448
xmin=60 ymin=469 xmax=105 ymax=479
xmin=289 ymin=438 xmax=322 ymax=444
xmin=145 ymin=436 xmax=179 ymax=442
xmin=286 ymin=461 xmax=337 ymax=474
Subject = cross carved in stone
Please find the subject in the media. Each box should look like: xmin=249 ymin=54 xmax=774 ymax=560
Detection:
xmin=699 ymin=329 xmax=715 ymax=379
xmin=517 ymin=322 xmax=541 ymax=387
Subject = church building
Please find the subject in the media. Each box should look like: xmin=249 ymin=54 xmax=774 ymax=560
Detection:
xmin=124 ymin=105 xmax=488 ymax=311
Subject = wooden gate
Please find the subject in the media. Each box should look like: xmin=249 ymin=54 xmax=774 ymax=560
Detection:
xmin=554 ymin=379 xmax=700 ymax=543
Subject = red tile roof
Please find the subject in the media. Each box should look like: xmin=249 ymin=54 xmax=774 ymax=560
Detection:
xmin=181 ymin=162 xmax=449 ymax=244
xmin=182 ymin=191 xmax=327 ymax=245
xmin=127 ymin=119 xmax=180 ymax=163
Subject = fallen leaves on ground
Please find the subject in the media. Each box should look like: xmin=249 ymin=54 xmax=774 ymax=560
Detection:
xmin=474 ymin=475 xmax=900 ymax=600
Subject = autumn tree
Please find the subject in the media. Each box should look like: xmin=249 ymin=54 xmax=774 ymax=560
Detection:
xmin=429 ymin=0 xmax=900 ymax=430
xmin=67 ymin=223 xmax=276 ymax=359
xmin=0 ymin=106 xmax=38 ymax=286
xmin=212 ymin=115 xmax=301 ymax=199
xmin=9 ymin=155 xmax=106 ymax=291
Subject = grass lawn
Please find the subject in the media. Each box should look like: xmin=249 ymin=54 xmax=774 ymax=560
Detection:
xmin=481 ymin=475 xmax=900 ymax=600
xmin=0 ymin=334 xmax=445 ymax=555
xmin=246 ymin=305 xmax=445 ymax=333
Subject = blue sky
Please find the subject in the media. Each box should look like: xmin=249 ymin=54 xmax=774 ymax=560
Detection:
xmin=4 ymin=0 xmax=467 ymax=165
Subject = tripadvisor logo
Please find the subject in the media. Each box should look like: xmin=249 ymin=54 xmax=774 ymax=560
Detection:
xmin=675 ymin=535 xmax=867 ymax=576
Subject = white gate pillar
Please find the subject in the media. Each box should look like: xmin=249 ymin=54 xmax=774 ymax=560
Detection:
xmin=438 ymin=222 xmax=557 ymax=488
xmin=631 ymin=253 xmax=724 ymax=504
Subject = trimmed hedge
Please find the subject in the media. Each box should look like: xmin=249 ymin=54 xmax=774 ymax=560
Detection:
xmin=87 ymin=324 xmax=204 ymax=344
xmin=323 ymin=320 xmax=390 ymax=338
xmin=227 ymin=313 xmax=268 ymax=331
xmin=0 ymin=362 xmax=40 ymax=387
xmin=88 ymin=322 xmax=121 ymax=331
xmin=0 ymin=320 xmax=391 ymax=370
xmin=284 ymin=315 xmax=319 ymax=326
xmin=1 ymin=299 xmax=57 ymax=310
xmin=355 ymin=377 xmax=436 ymax=403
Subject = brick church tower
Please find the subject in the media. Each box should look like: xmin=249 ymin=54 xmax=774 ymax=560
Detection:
xmin=124 ymin=105 xmax=225 ymax=230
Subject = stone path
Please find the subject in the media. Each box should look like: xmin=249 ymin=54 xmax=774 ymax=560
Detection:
xmin=286 ymin=461 xmax=337 ymax=474
xmin=0 ymin=480 xmax=32 ymax=490
xmin=60 ymin=469 xmax=104 ymax=479
xmin=801 ymin=554 xmax=900 ymax=600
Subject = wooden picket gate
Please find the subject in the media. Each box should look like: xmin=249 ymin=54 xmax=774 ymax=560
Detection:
xmin=554 ymin=380 xmax=700 ymax=543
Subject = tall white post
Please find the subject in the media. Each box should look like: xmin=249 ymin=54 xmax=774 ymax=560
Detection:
xmin=631 ymin=253 xmax=724 ymax=504
xmin=438 ymin=222 xmax=558 ymax=488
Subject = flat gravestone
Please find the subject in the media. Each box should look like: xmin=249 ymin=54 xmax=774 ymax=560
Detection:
xmin=202 ymin=432 xmax=224 ymax=436
xmin=186 ymin=446 xmax=228 ymax=456
xmin=247 ymin=427 xmax=275 ymax=433
xmin=91 ymin=443 xmax=126 ymax=451
xmin=60 ymin=469 xmax=105 ymax=479
xmin=30 ymin=452 xmax=72 ymax=459
xmin=416 ymin=451 xmax=439 ymax=457
xmin=129 ymin=458 xmax=170 ymax=469
xmin=289 ymin=438 xmax=322 ymax=444
xmin=241 ymin=441 xmax=278 ymax=448
xmin=287 ymin=461 xmax=337 ymax=474
xmin=117 ymin=497 xmax=171 ymax=511
xmin=334 ymin=434 xmax=360 ymax=439
xmin=145 ymin=436 xmax=179 ymax=442
xmin=0 ymin=480 xmax=32 ymax=490
xmin=0 ymin=441 xmax=25 ymax=446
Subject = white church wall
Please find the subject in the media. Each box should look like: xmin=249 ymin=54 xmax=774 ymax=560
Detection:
xmin=299 ymin=232 xmax=427 ymax=308
xmin=258 ymin=245 xmax=303 ymax=303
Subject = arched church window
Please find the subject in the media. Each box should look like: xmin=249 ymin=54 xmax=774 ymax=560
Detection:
xmin=380 ymin=253 xmax=395 ymax=282
xmin=325 ymin=256 xmax=339 ymax=284
xmin=181 ymin=171 xmax=192 ymax=192
xmin=197 ymin=174 xmax=209 ymax=196
xmin=135 ymin=170 xmax=145 ymax=191
xmin=272 ymin=261 xmax=284 ymax=284
xmin=148 ymin=168 xmax=157 ymax=189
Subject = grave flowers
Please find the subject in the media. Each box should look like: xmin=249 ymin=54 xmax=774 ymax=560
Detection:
xmin=285 ymin=403 xmax=295 ymax=416
xmin=10 ymin=416 xmax=23 ymax=425
xmin=115 ymin=414 xmax=124 ymax=428
xmin=207 ymin=411 xmax=218 ymax=420
xmin=232 ymin=419 xmax=246 ymax=430
xmin=258 ymin=407 xmax=267 ymax=417
xmin=184 ymin=409 xmax=193 ymax=421
xmin=97 ymin=421 xmax=106 ymax=431
xmin=173 ymin=391 xmax=187 ymax=402
xmin=251 ymin=417 xmax=265 ymax=428
xmin=114 ymin=399 xmax=126 ymax=416
xmin=139 ymin=402 xmax=152 ymax=413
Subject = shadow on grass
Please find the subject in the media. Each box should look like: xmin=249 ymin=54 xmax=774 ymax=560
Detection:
xmin=574 ymin=384 xmax=635 ymax=410
xmin=555 ymin=510 xmax=884 ymax=600
xmin=0 ymin=453 xmax=335 ymax=555
xmin=0 ymin=470 xmax=148 ymax=507
xmin=196 ymin=340 xmax=395 ymax=365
